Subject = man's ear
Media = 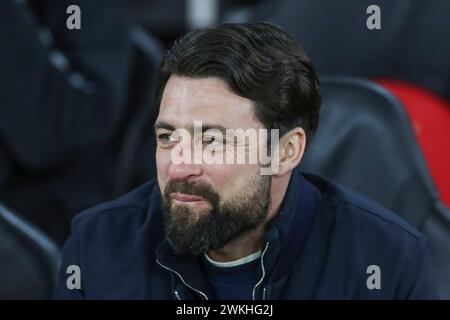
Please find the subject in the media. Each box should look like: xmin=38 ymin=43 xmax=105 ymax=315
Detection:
xmin=272 ymin=127 xmax=306 ymax=177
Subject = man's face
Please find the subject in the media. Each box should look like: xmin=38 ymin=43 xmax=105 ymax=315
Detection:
xmin=155 ymin=76 xmax=272 ymax=256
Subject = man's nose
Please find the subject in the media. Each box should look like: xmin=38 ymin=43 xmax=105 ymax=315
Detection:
xmin=167 ymin=161 xmax=203 ymax=180
xmin=167 ymin=132 xmax=204 ymax=180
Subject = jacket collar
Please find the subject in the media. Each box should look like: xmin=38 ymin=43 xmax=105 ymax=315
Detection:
xmin=262 ymin=167 xmax=318 ymax=286
xmin=155 ymin=239 xmax=215 ymax=299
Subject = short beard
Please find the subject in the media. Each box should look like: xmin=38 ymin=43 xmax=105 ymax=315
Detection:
xmin=161 ymin=174 xmax=271 ymax=256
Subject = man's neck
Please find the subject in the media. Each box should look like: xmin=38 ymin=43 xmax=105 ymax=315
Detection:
xmin=207 ymin=224 xmax=265 ymax=262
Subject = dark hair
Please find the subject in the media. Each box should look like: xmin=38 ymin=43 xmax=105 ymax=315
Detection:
xmin=154 ymin=22 xmax=321 ymax=146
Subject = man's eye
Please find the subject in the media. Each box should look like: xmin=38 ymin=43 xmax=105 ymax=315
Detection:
xmin=157 ymin=133 xmax=177 ymax=144
xmin=203 ymin=135 xmax=222 ymax=146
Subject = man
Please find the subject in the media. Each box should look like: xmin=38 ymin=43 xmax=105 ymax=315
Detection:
xmin=55 ymin=23 xmax=438 ymax=299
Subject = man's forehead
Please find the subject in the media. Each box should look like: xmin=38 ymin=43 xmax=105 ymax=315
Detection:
xmin=157 ymin=76 xmax=263 ymax=129
xmin=161 ymin=76 xmax=243 ymax=101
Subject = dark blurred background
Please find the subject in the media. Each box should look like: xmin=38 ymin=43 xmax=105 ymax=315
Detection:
xmin=0 ymin=0 xmax=449 ymax=299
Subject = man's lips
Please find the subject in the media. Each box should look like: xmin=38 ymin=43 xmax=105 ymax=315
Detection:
xmin=171 ymin=192 xmax=205 ymax=203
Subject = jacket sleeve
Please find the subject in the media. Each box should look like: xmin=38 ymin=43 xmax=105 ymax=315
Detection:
xmin=0 ymin=0 xmax=132 ymax=170
xmin=396 ymin=237 xmax=440 ymax=299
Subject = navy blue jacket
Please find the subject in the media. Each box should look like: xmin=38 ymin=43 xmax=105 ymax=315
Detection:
xmin=55 ymin=168 xmax=439 ymax=299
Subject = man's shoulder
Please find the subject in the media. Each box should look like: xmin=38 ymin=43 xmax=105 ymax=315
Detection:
xmin=71 ymin=180 xmax=160 ymax=232
xmin=304 ymin=173 xmax=424 ymax=245
xmin=56 ymin=180 xmax=165 ymax=299
xmin=301 ymin=173 xmax=438 ymax=299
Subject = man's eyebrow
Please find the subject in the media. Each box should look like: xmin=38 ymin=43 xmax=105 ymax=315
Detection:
xmin=154 ymin=121 xmax=230 ymax=134
xmin=201 ymin=123 xmax=228 ymax=134
xmin=154 ymin=121 xmax=176 ymax=131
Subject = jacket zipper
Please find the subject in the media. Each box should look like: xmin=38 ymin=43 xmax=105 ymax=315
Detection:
xmin=252 ymin=241 xmax=270 ymax=300
xmin=174 ymin=290 xmax=181 ymax=300
xmin=156 ymin=258 xmax=209 ymax=300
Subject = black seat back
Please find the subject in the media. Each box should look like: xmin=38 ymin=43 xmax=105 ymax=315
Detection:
xmin=300 ymin=76 xmax=450 ymax=298
xmin=0 ymin=202 xmax=60 ymax=299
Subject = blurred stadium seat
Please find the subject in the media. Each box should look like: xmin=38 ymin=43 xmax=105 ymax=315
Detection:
xmin=376 ymin=79 xmax=450 ymax=208
xmin=112 ymin=26 xmax=164 ymax=194
xmin=250 ymin=0 xmax=450 ymax=100
xmin=300 ymin=76 xmax=450 ymax=298
xmin=125 ymin=0 xmax=187 ymax=46
xmin=0 ymin=202 xmax=60 ymax=299
xmin=0 ymin=25 xmax=162 ymax=300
